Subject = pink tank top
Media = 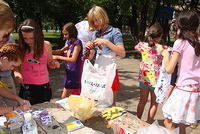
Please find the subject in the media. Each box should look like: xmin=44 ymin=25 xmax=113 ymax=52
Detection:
xmin=21 ymin=46 xmax=49 ymax=84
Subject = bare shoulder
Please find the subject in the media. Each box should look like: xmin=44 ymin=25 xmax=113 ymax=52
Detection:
xmin=44 ymin=40 xmax=52 ymax=49
xmin=44 ymin=40 xmax=51 ymax=46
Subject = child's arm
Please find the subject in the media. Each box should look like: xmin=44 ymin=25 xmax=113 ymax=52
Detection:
xmin=53 ymin=44 xmax=81 ymax=63
xmin=52 ymin=44 xmax=69 ymax=55
xmin=45 ymin=41 xmax=60 ymax=69
xmin=0 ymin=86 xmax=31 ymax=109
xmin=134 ymin=44 xmax=140 ymax=50
xmin=162 ymin=50 xmax=180 ymax=74
xmin=93 ymin=38 xmax=125 ymax=57
xmin=14 ymin=67 xmax=23 ymax=84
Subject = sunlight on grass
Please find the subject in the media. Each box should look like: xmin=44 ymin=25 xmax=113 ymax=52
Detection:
xmin=13 ymin=31 xmax=175 ymax=51
xmin=12 ymin=30 xmax=64 ymax=49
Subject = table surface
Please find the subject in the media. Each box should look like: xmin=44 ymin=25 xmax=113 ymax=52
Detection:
xmin=2 ymin=102 xmax=148 ymax=134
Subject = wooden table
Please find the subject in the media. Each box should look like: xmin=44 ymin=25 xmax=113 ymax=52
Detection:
xmin=2 ymin=102 xmax=148 ymax=134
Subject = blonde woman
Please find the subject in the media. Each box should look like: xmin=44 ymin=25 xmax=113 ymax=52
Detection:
xmin=86 ymin=6 xmax=126 ymax=105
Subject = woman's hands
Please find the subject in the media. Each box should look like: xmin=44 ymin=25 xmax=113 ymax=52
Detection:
xmin=93 ymin=38 xmax=107 ymax=47
xmin=85 ymin=39 xmax=105 ymax=50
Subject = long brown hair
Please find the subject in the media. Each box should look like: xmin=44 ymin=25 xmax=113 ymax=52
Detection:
xmin=62 ymin=22 xmax=78 ymax=39
xmin=18 ymin=19 xmax=44 ymax=59
xmin=176 ymin=10 xmax=200 ymax=56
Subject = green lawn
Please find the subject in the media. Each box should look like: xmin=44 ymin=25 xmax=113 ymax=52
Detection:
xmin=12 ymin=30 xmax=64 ymax=49
xmin=12 ymin=31 xmax=137 ymax=51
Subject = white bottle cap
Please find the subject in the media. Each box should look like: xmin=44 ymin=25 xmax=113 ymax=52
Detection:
xmin=24 ymin=112 xmax=32 ymax=122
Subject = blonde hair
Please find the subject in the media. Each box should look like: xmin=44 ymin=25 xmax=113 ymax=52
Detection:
xmin=87 ymin=6 xmax=109 ymax=31
xmin=0 ymin=0 xmax=15 ymax=32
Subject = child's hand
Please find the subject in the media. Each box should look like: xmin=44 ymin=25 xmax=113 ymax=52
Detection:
xmin=14 ymin=72 xmax=23 ymax=84
xmin=48 ymin=59 xmax=60 ymax=69
xmin=86 ymin=41 xmax=95 ymax=49
xmin=93 ymin=38 xmax=107 ymax=46
xmin=162 ymin=49 xmax=170 ymax=57
xmin=17 ymin=104 xmax=31 ymax=112
xmin=18 ymin=99 xmax=31 ymax=107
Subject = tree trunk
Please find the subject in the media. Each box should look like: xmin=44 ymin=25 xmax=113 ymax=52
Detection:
xmin=150 ymin=0 xmax=161 ymax=26
xmin=139 ymin=0 xmax=149 ymax=40
xmin=130 ymin=4 xmax=139 ymax=41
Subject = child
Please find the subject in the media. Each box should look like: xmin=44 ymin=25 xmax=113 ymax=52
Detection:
xmin=0 ymin=43 xmax=30 ymax=114
xmin=86 ymin=6 xmax=126 ymax=105
xmin=135 ymin=24 xmax=167 ymax=123
xmin=15 ymin=19 xmax=60 ymax=105
xmin=53 ymin=22 xmax=83 ymax=98
xmin=0 ymin=0 xmax=18 ymax=106
xmin=162 ymin=10 xmax=200 ymax=134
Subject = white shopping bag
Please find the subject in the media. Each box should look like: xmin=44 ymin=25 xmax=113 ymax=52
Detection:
xmin=154 ymin=60 xmax=171 ymax=104
xmin=81 ymin=59 xmax=116 ymax=107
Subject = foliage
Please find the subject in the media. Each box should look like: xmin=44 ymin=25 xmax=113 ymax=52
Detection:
xmin=5 ymin=0 xmax=199 ymax=46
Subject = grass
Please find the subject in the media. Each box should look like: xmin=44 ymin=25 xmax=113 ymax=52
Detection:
xmin=12 ymin=30 xmax=157 ymax=51
xmin=12 ymin=30 xmax=65 ymax=49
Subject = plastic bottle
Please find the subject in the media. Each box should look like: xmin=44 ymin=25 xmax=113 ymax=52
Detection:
xmin=22 ymin=112 xmax=38 ymax=134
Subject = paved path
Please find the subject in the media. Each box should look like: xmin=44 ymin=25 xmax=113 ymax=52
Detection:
xmin=49 ymin=56 xmax=200 ymax=134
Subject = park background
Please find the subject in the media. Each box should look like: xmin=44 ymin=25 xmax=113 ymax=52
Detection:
xmin=5 ymin=0 xmax=200 ymax=50
xmin=3 ymin=1 xmax=200 ymax=133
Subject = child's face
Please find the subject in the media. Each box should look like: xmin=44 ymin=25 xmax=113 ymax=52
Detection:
xmin=154 ymin=36 xmax=162 ymax=43
xmin=92 ymin=18 xmax=102 ymax=30
xmin=0 ymin=57 xmax=21 ymax=71
xmin=22 ymin=32 xmax=34 ymax=47
xmin=62 ymin=31 xmax=69 ymax=40
xmin=0 ymin=29 xmax=11 ymax=45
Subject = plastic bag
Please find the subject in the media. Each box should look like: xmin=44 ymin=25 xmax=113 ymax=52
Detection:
xmin=67 ymin=95 xmax=97 ymax=121
xmin=136 ymin=120 xmax=179 ymax=134
xmin=154 ymin=61 xmax=171 ymax=104
xmin=81 ymin=59 xmax=116 ymax=107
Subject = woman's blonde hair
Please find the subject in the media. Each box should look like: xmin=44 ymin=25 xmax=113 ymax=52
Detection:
xmin=0 ymin=0 xmax=15 ymax=32
xmin=87 ymin=6 xmax=109 ymax=31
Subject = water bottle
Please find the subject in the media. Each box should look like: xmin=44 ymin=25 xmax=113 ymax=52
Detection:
xmin=22 ymin=112 xmax=38 ymax=134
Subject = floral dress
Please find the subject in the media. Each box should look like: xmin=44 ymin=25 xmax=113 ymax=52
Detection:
xmin=137 ymin=42 xmax=167 ymax=88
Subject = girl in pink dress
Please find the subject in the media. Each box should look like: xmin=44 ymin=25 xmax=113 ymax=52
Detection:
xmin=162 ymin=10 xmax=200 ymax=134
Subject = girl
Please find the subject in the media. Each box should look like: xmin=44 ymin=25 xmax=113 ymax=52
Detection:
xmin=135 ymin=24 xmax=167 ymax=123
xmin=86 ymin=6 xmax=126 ymax=105
xmin=53 ymin=22 xmax=83 ymax=98
xmin=0 ymin=43 xmax=30 ymax=114
xmin=15 ymin=19 xmax=60 ymax=105
xmin=162 ymin=10 xmax=200 ymax=134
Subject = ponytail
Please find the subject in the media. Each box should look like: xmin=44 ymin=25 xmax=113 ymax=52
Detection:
xmin=146 ymin=24 xmax=163 ymax=48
